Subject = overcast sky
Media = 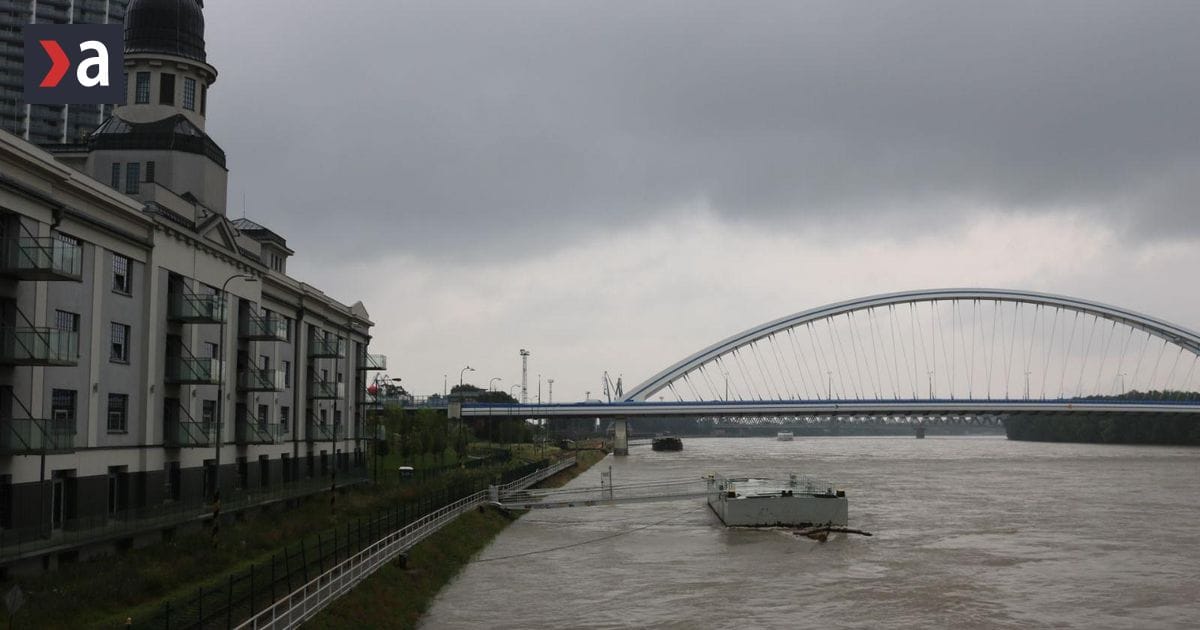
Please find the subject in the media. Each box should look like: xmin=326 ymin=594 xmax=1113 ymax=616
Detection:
xmin=203 ymin=1 xmax=1200 ymax=401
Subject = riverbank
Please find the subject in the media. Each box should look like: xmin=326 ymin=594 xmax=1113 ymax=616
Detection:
xmin=309 ymin=447 xmax=608 ymax=629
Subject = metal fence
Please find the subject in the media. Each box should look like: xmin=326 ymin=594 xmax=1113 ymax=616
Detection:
xmin=135 ymin=457 xmax=574 ymax=630
xmin=235 ymin=457 xmax=576 ymax=630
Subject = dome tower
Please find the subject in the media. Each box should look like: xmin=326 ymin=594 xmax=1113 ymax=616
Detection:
xmin=116 ymin=0 xmax=217 ymax=130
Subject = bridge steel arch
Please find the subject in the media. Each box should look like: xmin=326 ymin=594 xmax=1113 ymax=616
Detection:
xmin=624 ymin=288 xmax=1200 ymax=402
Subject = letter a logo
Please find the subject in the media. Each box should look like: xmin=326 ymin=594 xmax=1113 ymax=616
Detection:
xmin=24 ymin=24 xmax=123 ymax=105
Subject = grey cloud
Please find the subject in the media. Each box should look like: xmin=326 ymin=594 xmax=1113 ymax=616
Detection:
xmin=203 ymin=1 xmax=1200 ymax=263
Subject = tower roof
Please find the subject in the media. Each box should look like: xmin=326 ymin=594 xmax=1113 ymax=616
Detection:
xmin=124 ymin=0 xmax=207 ymax=62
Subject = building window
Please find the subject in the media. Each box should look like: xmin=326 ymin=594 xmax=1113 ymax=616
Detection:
xmin=202 ymin=400 xmax=217 ymax=431
xmin=51 ymin=389 xmax=76 ymax=426
xmin=260 ymin=355 xmax=270 ymax=370
xmin=280 ymin=406 xmax=290 ymax=433
xmin=52 ymin=232 xmax=79 ymax=247
xmin=257 ymin=404 xmax=269 ymax=430
xmin=110 ymin=162 xmax=120 ymax=189
xmin=112 ymin=254 xmax=131 ymax=294
xmin=145 ymin=160 xmax=155 ymax=183
xmin=135 ymin=72 xmax=150 ymax=104
xmin=107 ymin=394 xmax=128 ymax=433
xmin=125 ymin=162 xmax=140 ymax=194
xmin=110 ymin=322 xmax=130 ymax=362
xmin=159 ymin=72 xmax=175 ymax=105
xmin=284 ymin=318 xmax=293 ymax=342
xmin=55 ymin=310 xmax=80 ymax=333
xmin=183 ymin=77 xmax=196 ymax=111
xmin=282 ymin=360 xmax=291 ymax=387
xmin=205 ymin=342 xmax=218 ymax=358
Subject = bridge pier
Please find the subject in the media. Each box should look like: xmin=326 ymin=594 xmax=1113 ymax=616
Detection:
xmin=613 ymin=417 xmax=629 ymax=456
xmin=914 ymin=424 xmax=926 ymax=439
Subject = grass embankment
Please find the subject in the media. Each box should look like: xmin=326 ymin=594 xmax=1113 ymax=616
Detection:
xmin=1 ymin=446 xmax=551 ymax=629
xmin=310 ymin=446 xmax=608 ymax=629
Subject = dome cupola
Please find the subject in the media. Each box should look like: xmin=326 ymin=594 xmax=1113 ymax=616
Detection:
xmin=124 ymin=0 xmax=207 ymax=62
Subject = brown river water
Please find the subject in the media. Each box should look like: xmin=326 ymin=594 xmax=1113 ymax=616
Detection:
xmin=419 ymin=436 xmax=1200 ymax=629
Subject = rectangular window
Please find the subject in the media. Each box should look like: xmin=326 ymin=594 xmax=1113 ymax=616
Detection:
xmin=200 ymin=83 xmax=207 ymax=115
xmin=51 ymin=390 xmax=77 ymax=427
xmin=260 ymin=355 xmax=270 ymax=370
xmin=282 ymin=360 xmax=291 ymax=387
xmin=145 ymin=160 xmax=155 ymax=183
xmin=202 ymin=400 xmax=216 ymax=430
xmin=110 ymin=322 xmax=130 ymax=362
xmin=54 ymin=310 xmax=80 ymax=333
xmin=183 ymin=77 xmax=196 ymax=111
xmin=52 ymin=232 xmax=79 ymax=247
xmin=135 ymin=72 xmax=150 ymax=104
xmin=112 ymin=254 xmax=131 ymax=294
xmin=280 ymin=406 xmax=290 ymax=433
xmin=110 ymin=162 xmax=120 ymax=189
xmin=159 ymin=72 xmax=175 ymax=105
xmin=205 ymin=342 xmax=219 ymax=358
xmin=284 ymin=318 xmax=293 ymax=342
xmin=107 ymin=394 xmax=128 ymax=433
xmin=257 ymin=404 xmax=269 ymax=429
xmin=125 ymin=162 xmax=140 ymax=194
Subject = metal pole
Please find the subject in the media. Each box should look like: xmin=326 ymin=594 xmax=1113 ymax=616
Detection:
xmin=214 ymin=274 xmax=256 ymax=505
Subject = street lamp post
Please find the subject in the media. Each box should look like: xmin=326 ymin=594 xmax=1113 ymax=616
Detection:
xmin=459 ymin=365 xmax=474 ymax=389
xmin=213 ymin=273 xmax=257 ymax=507
xmin=489 ymin=377 xmax=501 ymax=392
xmin=510 ymin=384 xmax=521 ymax=398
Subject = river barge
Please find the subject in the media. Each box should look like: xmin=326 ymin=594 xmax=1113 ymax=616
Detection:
xmin=652 ymin=436 xmax=683 ymax=451
xmin=706 ymin=474 xmax=847 ymax=527
xmin=776 ymin=431 xmax=794 ymax=441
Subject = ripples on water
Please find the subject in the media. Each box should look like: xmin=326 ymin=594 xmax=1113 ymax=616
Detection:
xmin=420 ymin=437 xmax=1200 ymax=629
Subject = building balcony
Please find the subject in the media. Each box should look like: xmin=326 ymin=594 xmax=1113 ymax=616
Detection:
xmin=0 ymin=327 xmax=79 ymax=366
xmin=240 ymin=308 xmax=288 ymax=341
xmin=165 ymin=356 xmax=222 ymax=385
xmin=306 ymin=416 xmax=344 ymax=442
xmin=308 ymin=335 xmax=344 ymax=359
xmin=163 ymin=403 xmax=214 ymax=448
xmin=359 ymin=353 xmax=387 ymax=370
xmin=168 ymin=291 xmax=225 ymax=324
xmin=0 ymin=418 xmax=76 ymax=454
xmin=308 ymin=378 xmax=345 ymax=399
xmin=238 ymin=366 xmax=285 ymax=392
xmin=0 ymin=237 xmax=83 ymax=281
xmin=235 ymin=412 xmax=283 ymax=445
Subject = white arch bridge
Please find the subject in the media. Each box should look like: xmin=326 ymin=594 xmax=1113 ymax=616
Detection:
xmin=458 ymin=289 xmax=1200 ymax=452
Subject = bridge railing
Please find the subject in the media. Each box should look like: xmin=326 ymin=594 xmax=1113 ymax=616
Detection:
xmin=235 ymin=456 xmax=576 ymax=630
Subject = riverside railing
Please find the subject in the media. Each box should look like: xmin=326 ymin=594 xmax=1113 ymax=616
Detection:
xmin=235 ymin=456 xmax=576 ymax=630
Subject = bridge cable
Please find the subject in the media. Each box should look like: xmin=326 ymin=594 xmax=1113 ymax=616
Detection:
xmin=732 ymin=348 xmax=760 ymax=401
xmin=934 ymin=301 xmax=953 ymax=398
xmin=1058 ymin=310 xmax=1080 ymax=399
xmin=769 ymin=335 xmax=800 ymax=400
xmin=831 ymin=315 xmax=863 ymax=399
xmin=830 ymin=314 xmax=859 ymax=398
xmin=1113 ymin=325 xmax=1136 ymax=394
xmin=824 ymin=319 xmax=851 ymax=399
xmin=751 ymin=340 xmax=782 ymax=401
xmin=1004 ymin=301 xmax=1019 ymax=398
xmin=1073 ymin=314 xmax=1098 ymax=398
xmin=887 ymin=305 xmax=906 ymax=398
xmin=1181 ymin=353 xmax=1199 ymax=397
xmin=1129 ymin=330 xmax=1153 ymax=394
xmin=912 ymin=302 xmax=931 ymax=398
xmin=868 ymin=308 xmax=893 ymax=399
xmin=804 ymin=323 xmax=830 ymax=399
xmin=1162 ymin=345 xmax=1185 ymax=393
xmin=1023 ymin=304 xmax=1040 ymax=398
xmin=1145 ymin=336 xmax=1170 ymax=395
xmin=986 ymin=300 xmax=998 ymax=399
xmin=1092 ymin=320 xmax=1118 ymax=397
xmin=848 ymin=311 xmax=878 ymax=399
xmin=681 ymin=372 xmax=702 ymax=401
xmin=1040 ymin=307 xmax=1061 ymax=399
xmin=784 ymin=328 xmax=815 ymax=400
xmin=967 ymin=299 xmax=976 ymax=398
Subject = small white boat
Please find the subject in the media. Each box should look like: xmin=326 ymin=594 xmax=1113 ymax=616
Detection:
xmin=777 ymin=431 xmax=794 ymax=441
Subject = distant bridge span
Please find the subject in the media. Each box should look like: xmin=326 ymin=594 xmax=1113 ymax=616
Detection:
xmin=459 ymin=288 xmax=1200 ymax=452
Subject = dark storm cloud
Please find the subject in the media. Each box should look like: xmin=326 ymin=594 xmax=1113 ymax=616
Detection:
xmin=203 ymin=1 xmax=1200 ymax=262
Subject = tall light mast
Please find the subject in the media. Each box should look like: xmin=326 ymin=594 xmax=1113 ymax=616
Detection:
xmin=520 ymin=349 xmax=530 ymax=403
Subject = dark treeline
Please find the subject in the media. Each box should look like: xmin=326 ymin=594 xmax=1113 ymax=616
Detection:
xmin=1005 ymin=390 xmax=1200 ymax=445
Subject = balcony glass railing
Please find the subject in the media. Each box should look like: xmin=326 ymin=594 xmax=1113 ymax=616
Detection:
xmin=165 ymin=356 xmax=222 ymax=384
xmin=0 ymin=237 xmax=83 ymax=281
xmin=235 ymin=416 xmax=282 ymax=445
xmin=241 ymin=309 xmax=288 ymax=341
xmin=163 ymin=417 xmax=214 ymax=448
xmin=0 ymin=418 xmax=76 ymax=453
xmin=238 ymin=367 xmax=285 ymax=391
xmin=306 ymin=419 xmax=344 ymax=441
xmin=308 ymin=335 xmax=344 ymax=358
xmin=168 ymin=291 xmax=225 ymax=323
xmin=308 ymin=378 xmax=345 ymax=399
xmin=0 ymin=328 xmax=79 ymax=366
xmin=360 ymin=353 xmax=387 ymax=370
